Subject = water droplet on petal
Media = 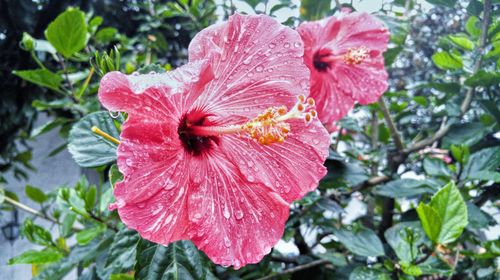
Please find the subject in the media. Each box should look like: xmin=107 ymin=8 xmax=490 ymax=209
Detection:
xmin=224 ymin=236 xmax=231 ymax=247
xmin=223 ymin=205 xmax=231 ymax=219
xmin=294 ymin=42 xmax=302 ymax=48
xmin=284 ymin=42 xmax=290 ymax=48
xmin=242 ymin=56 xmax=252 ymax=65
xmin=247 ymin=175 xmax=255 ymax=182
xmin=109 ymin=110 xmax=120 ymax=118
xmin=255 ymin=66 xmax=264 ymax=72
xmin=268 ymin=43 xmax=276 ymax=49
xmin=235 ymin=210 xmax=244 ymax=220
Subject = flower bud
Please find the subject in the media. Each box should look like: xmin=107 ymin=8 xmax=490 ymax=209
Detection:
xmin=21 ymin=32 xmax=35 ymax=52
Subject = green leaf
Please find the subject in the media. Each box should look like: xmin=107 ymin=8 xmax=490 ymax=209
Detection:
xmin=425 ymin=0 xmax=457 ymax=7
xmin=349 ymin=267 xmax=390 ymax=280
xmin=135 ymin=240 xmax=212 ymax=280
xmin=466 ymin=0 xmax=483 ymax=17
xmin=68 ymin=111 xmax=122 ymax=167
xmin=427 ymin=82 xmax=461 ymax=94
xmin=468 ymin=170 xmax=500 ymax=182
xmin=385 ymin=222 xmax=428 ymax=263
xmin=423 ymin=157 xmax=451 ymax=177
xmin=22 ymin=219 xmax=54 ymax=246
xmin=269 ymin=3 xmax=291 ymax=15
xmin=34 ymin=236 xmax=114 ymax=280
xmin=384 ymin=46 xmax=403 ymax=66
xmin=432 ymin=51 xmax=462 ymax=70
xmin=465 ymin=70 xmax=500 ymax=87
xmin=95 ymin=27 xmax=118 ymax=44
xmin=401 ymin=263 xmax=423 ymax=276
xmin=418 ymin=182 xmax=468 ymax=244
xmin=450 ymin=144 xmax=470 ymax=165
xmin=109 ymin=164 xmax=123 ymax=189
xmin=413 ymin=96 xmax=428 ymax=106
xmin=461 ymin=147 xmax=500 ymax=180
xmin=467 ymin=203 xmax=494 ymax=229
xmin=8 ymin=249 xmax=63 ymax=265
xmin=32 ymin=99 xmax=72 ymax=110
xmin=323 ymin=159 xmax=369 ymax=187
xmin=299 ymin=0 xmax=330 ymax=20
xmin=448 ymin=35 xmax=475 ymax=50
xmin=31 ymin=118 xmax=69 ymax=138
xmin=429 ymin=182 xmax=468 ymax=244
xmin=13 ymin=69 xmax=63 ymax=91
xmin=0 ymin=187 xmax=5 ymax=205
xmin=25 ymin=185 xmax=48 ymax=203
xmin=242 ymin=0 xmax=260 ymax=9
xmin=45 ymin=8 xmax=88 ymax=58
xmin=316 ymin=252 xmax=347 ymax=267
xmin=442 ymin=122 xmax=492 ymax=148
xmin=416 ymin=203 xmax=442 ymax=243
xmin=99 ymin=228 xmax=139 ymax=279
xmin=76 ymin=225 xmax=106 ymax=245
xmin=374 ymin=179 xmax=438 ymax=198
xmin=89 ymin=16 xmax=103 ymax=32
xmin=61 ymin=213 xmax=77 ymax=237
xmin=333 ymin=228 xmax=385 ymax=257
xmin=379 ymin=15 xmax=409 ymax=45
xmin=110 ymin=274 xmax=134 ymax=280
xmin=85 ymin=185 xmax=97 ymax=211
xmin=465 ymin=16 xmax=481 ymax=37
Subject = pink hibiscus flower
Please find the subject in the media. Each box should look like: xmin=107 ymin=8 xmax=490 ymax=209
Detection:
xmin=298 ymin=12 xmax=390 ymax=128
xmin=98 ymin=14 xmax=330 ymax=268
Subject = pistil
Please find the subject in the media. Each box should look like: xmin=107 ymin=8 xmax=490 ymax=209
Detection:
xmin=313 ymin=46 xmax=369 ymax=71
xmin=189 ymin=95 xmax=317 ymax=145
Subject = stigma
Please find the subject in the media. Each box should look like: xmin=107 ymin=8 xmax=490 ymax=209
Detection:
xmin=189 ymin=95 xmax=317 ymax=145
xmin=343 ymin=46 xmax=369 ymax=65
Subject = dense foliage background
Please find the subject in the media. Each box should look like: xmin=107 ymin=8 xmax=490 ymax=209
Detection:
xmin=0 ymin=0 xmax=499 ymax=279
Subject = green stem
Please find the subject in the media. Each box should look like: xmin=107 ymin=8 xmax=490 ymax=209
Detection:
xmin=31 ymin=51 xmax=46 ymax=70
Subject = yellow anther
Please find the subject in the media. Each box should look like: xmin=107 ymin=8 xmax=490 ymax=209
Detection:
xmin=344 ymin=46 xmax=369 ymax=65
xmin=307 ymin=98 xmax=315 ymax=106
xmin=298 ymin=95 xmax=306 ymax=103
xmin=277 ymin=106 xmax=287 ymax=115
xmin=305 ymin=114 xmax=312 ymax=122
xmin=297 ymin=103 xmax=305 ymax=112
xmin=310 ymin=109 xmax=317 ymax=118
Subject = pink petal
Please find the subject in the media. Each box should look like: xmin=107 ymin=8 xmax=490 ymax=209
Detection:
xmin=220 ymin=118 xmax=329 ymax=203
xmin=114 ymin=158 xmax=190 ymax=244
xmin=310 ymin=70 xmax=356 ymax=124
xmin=297 ymin=16 xmax=339 ymax=51
xmin=327 ymin=12 xmax=389 ymax=53
xmin=332 ymin=56 xmax=388 ymax=104
xmin=115 ymin=115 xmax=183 ymax=183
xmin=98 ymin=60 xmax=213 ymax=119
xmin=186 ymin=149 xmax=290 ymax=269
xmin=188 ymin=13 xmax=310 ymax=122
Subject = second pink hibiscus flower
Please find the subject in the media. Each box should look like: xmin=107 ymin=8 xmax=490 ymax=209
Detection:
xmin=298 ymin=12 xmax=390 ymax=128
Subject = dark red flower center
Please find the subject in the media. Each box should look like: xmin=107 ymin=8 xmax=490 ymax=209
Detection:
xmin=178 ymin=112 xmax=218 ymax=156
xmin=313 ymin=49 xmax=333 ymax=72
